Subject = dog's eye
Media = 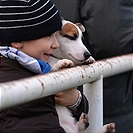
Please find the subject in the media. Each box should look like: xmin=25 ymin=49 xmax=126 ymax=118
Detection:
xmin=64 ymin=34 xmax=78 ymax=40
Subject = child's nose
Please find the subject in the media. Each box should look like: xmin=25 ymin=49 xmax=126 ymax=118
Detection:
xmin=51 ymin=33 xmax=59 ymax=49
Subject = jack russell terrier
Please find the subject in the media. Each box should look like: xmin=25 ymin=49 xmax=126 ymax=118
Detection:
xmin=48 ymin=18 xmax=115 ymax=133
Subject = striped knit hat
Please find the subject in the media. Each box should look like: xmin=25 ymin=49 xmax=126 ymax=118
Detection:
xmin=0 ymin=0 xmax=62 ymax=43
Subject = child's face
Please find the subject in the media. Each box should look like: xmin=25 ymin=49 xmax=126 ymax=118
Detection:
xmin=12 ymin=33 xmax=59 ymax=62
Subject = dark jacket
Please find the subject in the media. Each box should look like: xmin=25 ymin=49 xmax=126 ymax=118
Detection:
xmin=0 ymin=57 xmax=65 ymax=133
xmin=52 ymin=0 xmax=133 ymax=133
xmin=0 ymin=57 xmax=88 ymax=133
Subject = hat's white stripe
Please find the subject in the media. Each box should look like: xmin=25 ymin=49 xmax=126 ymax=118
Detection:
xmin=0 ymin=0 xmax=47 ymax=15
xmin=2 ymin=0 xmax=31 ymax=2
xmin=0 ymin=4 xmax=55 ymax=23
xmin=0 ymin=0 xmax=48 ymax=8
xmin=0 ymin=10 xmax=58 ymax=29
xmin=0 ymin=0 xmax=38 ymax=8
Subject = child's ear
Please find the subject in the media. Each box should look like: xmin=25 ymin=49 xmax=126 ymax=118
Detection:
xmin=11 ymin=42 xmax=23 ymax=49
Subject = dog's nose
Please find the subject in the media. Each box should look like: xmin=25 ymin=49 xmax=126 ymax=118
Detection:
xmin=84 ymin=52 xmax=91 ymax=60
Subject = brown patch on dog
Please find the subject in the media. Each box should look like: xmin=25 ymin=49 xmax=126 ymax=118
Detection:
xmin=60 ymin=23 xmax=79 ymax=37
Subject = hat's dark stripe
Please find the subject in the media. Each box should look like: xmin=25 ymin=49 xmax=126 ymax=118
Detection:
xmin=0 ymin=0 xmax=52 ymax=21
xmin=0 ymin=0 xmax=48 ymax=13
xmin=0 ymin=0 xmax=37 ymax=8
xmin=0 ymin=4 xmax=55 ymax=22
xmin=0 ymin=10 xmax=59 ymax=29
xmin=0 ymin=0 xmax=59 ymax=29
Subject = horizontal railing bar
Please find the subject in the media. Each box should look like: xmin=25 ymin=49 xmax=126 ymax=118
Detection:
xmin=0 ymin=53 xmax=132 ymax=110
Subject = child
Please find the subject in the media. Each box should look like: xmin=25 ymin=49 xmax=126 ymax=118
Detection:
xmin=0 ymin=0 xmax=88 ymax=133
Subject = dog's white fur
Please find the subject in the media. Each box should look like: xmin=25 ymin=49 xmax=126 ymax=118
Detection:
xmin=48 ymin=19 xmax=115 ymax=133
xmin=48 ymin=19 xmax=94 ymax=69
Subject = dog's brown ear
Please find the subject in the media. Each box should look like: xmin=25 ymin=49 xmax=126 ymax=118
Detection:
xmin=76 ymin=23 xmax=85 ymax=32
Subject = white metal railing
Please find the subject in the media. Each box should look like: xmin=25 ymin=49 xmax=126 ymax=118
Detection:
xmin=0 ymin=53 xmax=133 ymax=132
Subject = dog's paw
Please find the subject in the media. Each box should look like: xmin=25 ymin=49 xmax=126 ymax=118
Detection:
xmin=86 ymin=56 xmax=95 ymax=64
xmin=77 ymin=113 xmax=89 ymax=131
xmin=52 ymin=59 xmax=74 ymax=71
xmin=106 ymin=123 xmax=115 ymax=133
xmin=98 ymin=123 xmax=115 ymax=133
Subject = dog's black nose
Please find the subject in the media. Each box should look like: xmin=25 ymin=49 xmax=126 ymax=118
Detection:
xmin=84 ymin=52 xmax=91 ymax=60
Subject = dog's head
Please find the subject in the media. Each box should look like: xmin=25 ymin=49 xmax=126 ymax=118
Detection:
xmin=53 ymin=18 xmax=93 ymax=65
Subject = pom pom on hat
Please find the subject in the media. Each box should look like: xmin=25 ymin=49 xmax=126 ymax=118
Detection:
xmin=0 ymin=0 xmax=62 ymax=43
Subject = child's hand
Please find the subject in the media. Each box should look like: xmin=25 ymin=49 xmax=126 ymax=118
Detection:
xmin=54 ymin=88 xmax=79 ymax=107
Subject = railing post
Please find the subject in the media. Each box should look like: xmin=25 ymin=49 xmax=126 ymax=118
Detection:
xmin=83 ymin=75 xmax=103 ymax=133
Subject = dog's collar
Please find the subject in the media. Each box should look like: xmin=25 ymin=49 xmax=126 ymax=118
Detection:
xmin=50 ymin=54 xmax=63 ymax=60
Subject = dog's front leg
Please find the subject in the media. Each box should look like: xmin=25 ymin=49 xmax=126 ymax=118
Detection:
xmin=77 ymin=113 xmax=89 ymax=133
xmin=51 ymin=59 xmax=74 ymax=71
